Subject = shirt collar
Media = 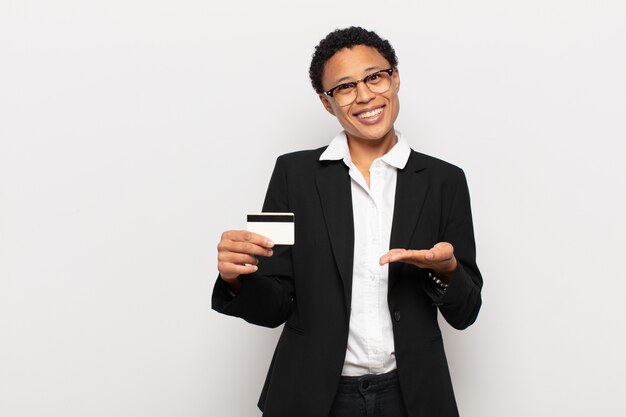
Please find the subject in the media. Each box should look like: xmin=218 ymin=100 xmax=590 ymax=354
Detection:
xmin=319 ymin=130 xmax=411 ymax=170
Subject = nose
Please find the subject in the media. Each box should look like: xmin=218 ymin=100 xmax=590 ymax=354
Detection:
xmin=354 ymin=81 xmax=375 ymax=103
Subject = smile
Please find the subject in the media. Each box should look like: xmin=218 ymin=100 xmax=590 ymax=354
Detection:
xmin=356 ymin=107 xmax=384 ymax=119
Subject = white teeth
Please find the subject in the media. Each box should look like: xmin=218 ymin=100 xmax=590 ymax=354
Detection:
xmin=357 ymin=107 xmax=383 ymax=119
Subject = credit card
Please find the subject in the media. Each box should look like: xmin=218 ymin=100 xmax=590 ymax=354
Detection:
xmin=246 ymin=212 xmax=295 ymax=245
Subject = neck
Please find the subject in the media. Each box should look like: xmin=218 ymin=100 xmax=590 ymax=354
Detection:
xmin=346 ymin=128 xmax=397 ymax=170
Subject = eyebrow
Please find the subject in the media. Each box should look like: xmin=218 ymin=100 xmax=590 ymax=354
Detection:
xmin=332 ymin=66 xmax=385 ymax=85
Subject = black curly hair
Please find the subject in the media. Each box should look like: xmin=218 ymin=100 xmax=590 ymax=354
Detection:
xmin=309 ymin=26 xmax=398 ymax=94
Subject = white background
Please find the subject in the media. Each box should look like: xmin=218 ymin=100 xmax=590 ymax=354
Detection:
xmin=1 ymin=1 xmax=625 ymax=416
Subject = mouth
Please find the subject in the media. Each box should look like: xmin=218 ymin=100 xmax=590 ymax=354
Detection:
xmin=354 ymin=105 xmax=385 ymax=124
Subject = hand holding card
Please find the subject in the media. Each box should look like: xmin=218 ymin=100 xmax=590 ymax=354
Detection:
xmin=217 ymin=228 xmax=275 ymax=290
xmin=247 ymin=213 xmax=295 ymax=245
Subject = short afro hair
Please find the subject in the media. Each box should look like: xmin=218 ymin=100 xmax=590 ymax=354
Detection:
xmin=309 ymin=26 xmax=398 ymax=94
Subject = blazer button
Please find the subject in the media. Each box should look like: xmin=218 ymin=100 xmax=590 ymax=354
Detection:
xmin=394 ymin=311 xmax=401 ymax=322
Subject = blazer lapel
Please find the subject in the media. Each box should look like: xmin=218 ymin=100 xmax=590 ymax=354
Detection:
xmin=315 ymin=160 xmax=355 ymax=310
xmin=389 ymin=151 xmax=429 ymax=289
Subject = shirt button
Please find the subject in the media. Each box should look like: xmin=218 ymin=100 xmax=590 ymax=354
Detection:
xmin=394 ymin=311 xmax=401 ymax=322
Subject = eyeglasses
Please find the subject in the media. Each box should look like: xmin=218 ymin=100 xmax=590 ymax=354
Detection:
xmin=324 ymin=68 xmax=394 ymax=107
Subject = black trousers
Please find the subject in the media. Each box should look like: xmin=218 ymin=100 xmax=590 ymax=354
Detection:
xmin=328 ymin=370 xmax=409 ymax=417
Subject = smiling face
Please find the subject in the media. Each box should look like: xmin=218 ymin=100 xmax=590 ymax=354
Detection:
xmin=319 ymin=45 xmax=400 ymax=143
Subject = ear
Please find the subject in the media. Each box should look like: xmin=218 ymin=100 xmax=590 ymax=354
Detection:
xmin=319 ymin=94 xmax=336 ymax=116
xmin=392 ymin=67 xmax=401 ymax=93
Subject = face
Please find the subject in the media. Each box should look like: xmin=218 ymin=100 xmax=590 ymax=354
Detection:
xmin=319 ymin=45 xmax=400 ymax=142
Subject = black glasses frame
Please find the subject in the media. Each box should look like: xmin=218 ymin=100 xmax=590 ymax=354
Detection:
xmin=324 ymin=68 xmax=395 ymax=99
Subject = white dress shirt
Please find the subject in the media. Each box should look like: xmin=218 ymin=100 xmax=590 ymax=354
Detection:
xmin=319 ymin=130 xmax=411 ymax=376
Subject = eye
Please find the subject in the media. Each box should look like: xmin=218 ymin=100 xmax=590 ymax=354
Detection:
xmin=366 ymin=73 xmax=382 ymax=84
xmin=336 ymin=82 xmax=356 ymax=94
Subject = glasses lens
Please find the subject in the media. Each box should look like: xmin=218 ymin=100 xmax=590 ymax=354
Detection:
xmin=334 ymin=85 xmax=357 ymax=106
xmin=366 ymin=71 xmax=392 ymax=94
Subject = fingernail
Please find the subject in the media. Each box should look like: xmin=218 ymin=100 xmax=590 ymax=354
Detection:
xmin=268 ymin=249 xmax=273 ymax=256
xmin=266 ymin=240 xmax=274 ymax=247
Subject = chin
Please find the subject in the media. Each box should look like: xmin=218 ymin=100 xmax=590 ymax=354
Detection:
xmin=348 ymin=125 xmax=393 ymax=142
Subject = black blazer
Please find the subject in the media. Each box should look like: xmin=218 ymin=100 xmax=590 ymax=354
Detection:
xmin=212 ymin=146 xmax=483 ymax=417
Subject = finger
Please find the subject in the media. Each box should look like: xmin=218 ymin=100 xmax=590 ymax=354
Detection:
xmin=221 ymin=230 xmax=274 ymax=248
xmin=218 ymin=262 xmax=258 ymax=278
xmin=379 ymin=248 xmax=407 ymax=265
xmin=218 ymin=240 xmax=274 ymax=257
xmin=380 ymin=249 xmax=430 ymax=265
xmin=218 ymin=252 xmax=259 ymax=266
xmin=396 ymin=249 xmax=430 ymax=263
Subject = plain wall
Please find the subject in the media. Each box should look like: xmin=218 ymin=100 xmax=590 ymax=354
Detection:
xmin=1 ymin=1 xmax=625 ymax=416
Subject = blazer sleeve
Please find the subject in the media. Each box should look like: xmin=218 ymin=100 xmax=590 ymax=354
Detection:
xmin=211 ymin=156 xmax=295 ymax=328
xmin=422 ymin=168 xmax=483 ymax=330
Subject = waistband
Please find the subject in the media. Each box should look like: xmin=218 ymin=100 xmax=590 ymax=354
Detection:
xmin=338 ymin=369 xmax=400 ymax=393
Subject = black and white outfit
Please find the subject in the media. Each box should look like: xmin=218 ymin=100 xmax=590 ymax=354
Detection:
xmin=212 ymin=131 xmax=483 ymax=417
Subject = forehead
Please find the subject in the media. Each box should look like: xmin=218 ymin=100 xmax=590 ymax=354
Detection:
xmin=322 ymin=45 xmax=390 ymax=87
